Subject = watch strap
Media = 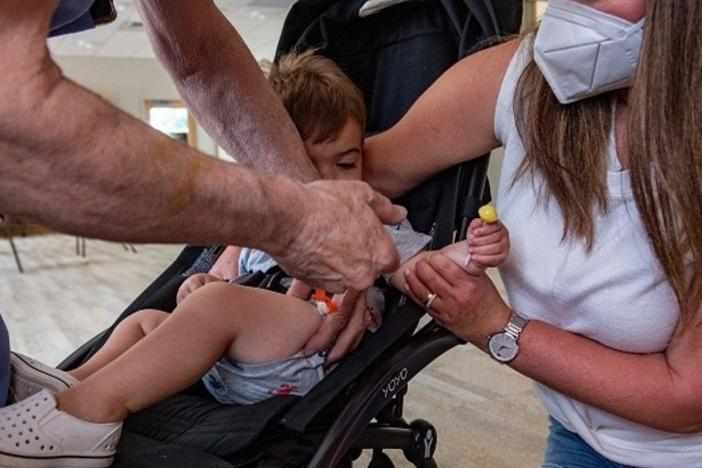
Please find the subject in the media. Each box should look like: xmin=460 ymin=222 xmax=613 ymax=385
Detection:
xmin=504 ymin=312 xmax=529 ymax=340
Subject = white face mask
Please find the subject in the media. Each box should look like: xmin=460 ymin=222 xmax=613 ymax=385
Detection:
xmin=533 ymin=0 xmax=645 ymax=105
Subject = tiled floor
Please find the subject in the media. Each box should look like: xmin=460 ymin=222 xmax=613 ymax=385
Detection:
xmin=0 ymin=234 xmax=548 ymax=467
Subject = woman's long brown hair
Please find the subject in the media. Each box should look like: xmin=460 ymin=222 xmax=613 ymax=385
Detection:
xmin=514 ymin=1 xmax=702 ymax=328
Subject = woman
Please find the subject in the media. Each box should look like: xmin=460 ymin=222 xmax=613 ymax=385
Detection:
xmin=365 ymin=0 xmax=702 ymax=466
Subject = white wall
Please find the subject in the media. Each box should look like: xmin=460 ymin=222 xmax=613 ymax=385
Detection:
xmin=488 ymin=148 xmax=505 ymax=195
xmin=54 ymin=56 xmax=218 ymax=156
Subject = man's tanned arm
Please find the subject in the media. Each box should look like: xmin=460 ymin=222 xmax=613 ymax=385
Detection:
xmin=0 ymin=0 xmax=405 ymax=292
xmin=136 ymin=0 xmax=319 ymax=182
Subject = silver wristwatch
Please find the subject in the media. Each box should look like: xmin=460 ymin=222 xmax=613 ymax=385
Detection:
xmin=487 ymin=312 xmax=529 ymax=364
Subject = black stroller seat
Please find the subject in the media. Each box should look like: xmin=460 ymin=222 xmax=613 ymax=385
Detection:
xmin=59 ymin=1 xmax=521 ymax=466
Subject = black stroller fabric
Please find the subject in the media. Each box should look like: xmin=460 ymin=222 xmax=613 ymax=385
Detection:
xmin=59 ymin=1 xmax=522 ymax=466
xmin=277 ymin=0 xmax=521 ymax=242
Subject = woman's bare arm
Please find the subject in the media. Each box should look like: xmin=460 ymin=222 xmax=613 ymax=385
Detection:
xmin=408 ymin=254 xmax=702 ymax=434
xmin=514 ymin=314 xmax=702 ymax=433
xmin=363 ymin=40 xmax=520 ymax=199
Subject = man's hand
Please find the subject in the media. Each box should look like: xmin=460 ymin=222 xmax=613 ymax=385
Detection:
xmin=176 ymin=273 xmax=222 ymax=304
xmin=286 ymin=279 xmax=313 ymax=300
xmin=303 ymin=289 xmax=369 ymax=364
xmin=269 ymin=180 xmax=406 ymax=293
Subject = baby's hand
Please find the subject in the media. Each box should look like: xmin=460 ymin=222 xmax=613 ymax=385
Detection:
xmin=438 ymin=207 xmax=509 ymax=275
xmin=176 ymin=273 xmax=222 ymax=304
xmin=466 ymin=217 xmax=509 ymax=270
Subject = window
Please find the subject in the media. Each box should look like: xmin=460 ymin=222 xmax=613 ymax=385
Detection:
xmin=144 ymin=100 xmax=197 ymax=147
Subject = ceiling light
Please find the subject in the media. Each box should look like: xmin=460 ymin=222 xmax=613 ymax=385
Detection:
xmin=77 ymin=39 xmax=97 ymax=49
xmin=249 ymin=10 xmax=266 ymax=20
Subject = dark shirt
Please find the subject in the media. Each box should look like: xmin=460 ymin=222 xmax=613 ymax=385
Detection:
xmin=50 ymin=0 xmax=115 ymax=37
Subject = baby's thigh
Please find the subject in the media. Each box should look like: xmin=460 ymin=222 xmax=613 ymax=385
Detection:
xmin=189 ymin=282 xmax=323 ymax=365
xmin=123 ymin=309 xmax=170 ymax=335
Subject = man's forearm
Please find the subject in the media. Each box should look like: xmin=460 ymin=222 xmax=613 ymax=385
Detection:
xmin=0 ymin=62 xmax=300 ymax=252
xmin=135 ymin=0 xmax=319 ymax=182
xmin=1 ymin=0 xmax=406 ymax=294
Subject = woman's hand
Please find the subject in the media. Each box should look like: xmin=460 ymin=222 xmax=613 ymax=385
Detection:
xmin=177 ymin=273 xmax=222 ymax=305
xmin=404 ymin=253 xmax=511 ymax=345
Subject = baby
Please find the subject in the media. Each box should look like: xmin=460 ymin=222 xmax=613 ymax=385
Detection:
xmin=0 ymin=51 xmax=509 ymax=467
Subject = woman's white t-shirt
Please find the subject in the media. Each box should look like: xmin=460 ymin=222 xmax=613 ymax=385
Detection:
xmin=494 ymin=39 xmax=702 ymax=467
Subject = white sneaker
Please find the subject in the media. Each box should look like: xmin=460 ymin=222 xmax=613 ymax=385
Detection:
xmin=9 ymin=353 xmax=79 ymax=404
xmin=0 ymin=389 xmax=122 ymax=467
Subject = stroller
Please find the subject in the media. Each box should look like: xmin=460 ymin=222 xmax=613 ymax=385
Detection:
xmin=59 ymin=1 xmax=522 ymax=466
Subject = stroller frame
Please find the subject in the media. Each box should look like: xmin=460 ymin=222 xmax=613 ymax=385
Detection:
xmin=306 ymin=158 xmax=490 ymax=468
xmin=59 ymin=157 xmax=489 ymax=468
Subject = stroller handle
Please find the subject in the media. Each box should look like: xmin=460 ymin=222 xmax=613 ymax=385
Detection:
xmin=458 ymin=154 xmax=491 ymax=241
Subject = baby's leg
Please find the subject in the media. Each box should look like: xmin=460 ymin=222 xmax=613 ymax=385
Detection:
xmin=70 ymin=309 xmax=169 ymax=381
xmin=56 ymin=282 xmax=322 ymax=423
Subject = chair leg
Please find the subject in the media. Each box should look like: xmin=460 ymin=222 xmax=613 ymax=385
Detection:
xmin=75 ymin=237 xmax=87 ymax=257
xmin=121 ymin=243 xmax=137 ymax=253
xmin=7 ymin=236 xmax=23 ymax=274
xmin=1 ymin=221 xmax=23 ymax=274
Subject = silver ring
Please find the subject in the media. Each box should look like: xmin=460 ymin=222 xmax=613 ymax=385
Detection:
xmin=424 ymin=292 xmax=438 ymax=309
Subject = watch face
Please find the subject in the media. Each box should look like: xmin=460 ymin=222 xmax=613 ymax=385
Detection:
xmin=488 ymin=333 xmax=518 ymax=363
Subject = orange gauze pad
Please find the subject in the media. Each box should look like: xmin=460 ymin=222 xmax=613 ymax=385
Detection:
xmin=311 ymin=289 xmax=339 ymax=314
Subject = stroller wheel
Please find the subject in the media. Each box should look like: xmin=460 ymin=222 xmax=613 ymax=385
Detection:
xmin=368 ymin=450 xmax=395 ymax=468
xmin=403 ymin=419 xmax=437 ymax=466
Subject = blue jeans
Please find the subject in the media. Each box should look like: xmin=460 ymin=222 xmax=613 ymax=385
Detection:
xmin=543 ymin=417 xmax=636 ymax=468
xmin=0 ymin=314 xmax=10 ymax=407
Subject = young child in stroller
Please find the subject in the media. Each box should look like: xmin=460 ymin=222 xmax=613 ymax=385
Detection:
xmin=0 ymin=51 xmax=509 ymax=467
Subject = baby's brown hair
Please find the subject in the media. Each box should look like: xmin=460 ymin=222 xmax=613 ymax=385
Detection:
xmin=266 ymin=50 xmax=366 ymax=144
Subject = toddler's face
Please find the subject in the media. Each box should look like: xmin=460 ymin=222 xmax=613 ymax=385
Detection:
xmin=304 ymin=118 xmax=363 ymax=181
